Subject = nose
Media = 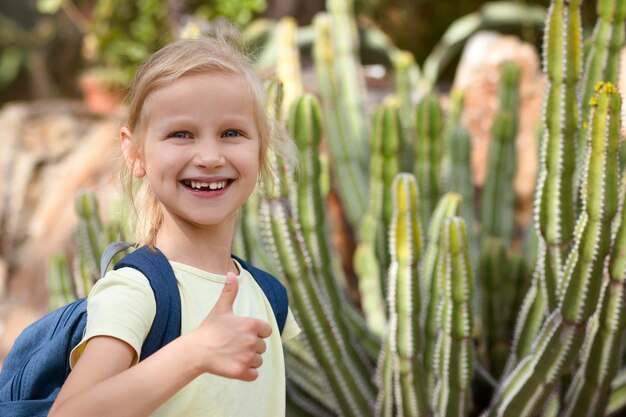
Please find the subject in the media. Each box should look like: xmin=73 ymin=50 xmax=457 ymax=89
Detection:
xmin=193 ymin=138 xmax=225 ymax=169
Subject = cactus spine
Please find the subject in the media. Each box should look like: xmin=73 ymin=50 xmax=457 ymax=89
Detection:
xmin=534 ymin=0 xmax=582 ymax=311
xmin=480 ymin=62 xmax=520 ymax=245
xmin=433 ymin=216 xmax=474 ymax=417
xmin=376 ymin=173 xmax=428 ymax=417
xmin=485 ymin=82 xmax=621 ymax=417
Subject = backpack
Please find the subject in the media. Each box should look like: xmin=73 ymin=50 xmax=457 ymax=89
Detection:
xmin=0 ymin=244 xmax=287 ymax=417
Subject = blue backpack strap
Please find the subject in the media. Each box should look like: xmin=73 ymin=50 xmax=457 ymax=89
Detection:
xmin=113 ymin=246 xmax=181 ymax=360
xmin=232 ymin=256 xmax=288 ymax=334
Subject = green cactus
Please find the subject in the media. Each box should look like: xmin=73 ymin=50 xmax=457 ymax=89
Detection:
xmin=47 ymin=253 xmax=75 ymax=310
xmin=559 ymin=176 xmax=626 ymax=417
xmin=312 ymin=12 xmax=368 ymax=228
xmin=479 ymin=238 xmax=511 ymax=379
xmin=577 ymin=0 xmax=626 ymax=170
xmin=445 ymin=91 xmax=478 ymax=269
xmin=392 ymin=50 xmax=419 ymax=173
xmin=421 ymin=192 xmax=461 ymax=392
xmin=534 ymin=0 xmax=582 ymax=312
xmin=275 ymin=16 xmax=303 ymax=115
xmin=326 ymin=0 xmax=369 ymax=170
xmin=608 ymin=369 xmax=626 ymax=416
xmin=375 ymin=173 xmax=428 ymax=417
xmin=289 ymin=93 xmax=376 ymax=367
xmin=73 ymin=189 xmax=107 ymax=297
xmin=433 ymin=216 xmax=474 ymax=417
xmin=47 ymin=189 xmax=130 ymax=309
xmin=260 ymin=86 xmax=376 ymax=417
xmin=484 ymin=82 xmax=621 ymax=417
xmin=354 ymin=99 xmax=402 ymax=336
xmin=480 ymin=62 xmax=520 ymax=246
xmin=414 ymin=94 xmax=444 ymax=225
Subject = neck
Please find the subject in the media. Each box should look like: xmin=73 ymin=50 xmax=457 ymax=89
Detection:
xmin=154 ymin=212 xmax=238 ymax=275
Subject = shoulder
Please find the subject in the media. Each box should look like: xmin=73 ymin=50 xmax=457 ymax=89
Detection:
xmin=91 ymin=267 xmax=155 ymax=300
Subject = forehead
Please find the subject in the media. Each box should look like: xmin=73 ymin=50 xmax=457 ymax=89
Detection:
xmin=142 ymin=72 xmax=257 ymax=124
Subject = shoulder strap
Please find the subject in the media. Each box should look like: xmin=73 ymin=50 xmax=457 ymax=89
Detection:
xmin=232 ymin=256 xmax=288 ymax=335
xmin=113 ymin=246 xmax=182 ymax=361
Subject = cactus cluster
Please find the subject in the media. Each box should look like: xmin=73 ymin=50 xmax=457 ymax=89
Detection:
xmin=48 ymin=0 xmax=626 ymax=416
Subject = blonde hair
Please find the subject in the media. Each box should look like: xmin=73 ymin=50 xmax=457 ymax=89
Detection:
xmin=119 ymin=36 xmax=296 ymax=246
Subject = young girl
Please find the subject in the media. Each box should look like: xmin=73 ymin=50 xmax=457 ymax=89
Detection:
xmin=49 ymin=37 xmax=301 ymax=417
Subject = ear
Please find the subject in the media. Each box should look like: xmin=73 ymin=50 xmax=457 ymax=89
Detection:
xmin=120 ymin=127 xmax=146 ymax=178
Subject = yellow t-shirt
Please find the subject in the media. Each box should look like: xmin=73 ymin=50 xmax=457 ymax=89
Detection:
xmin=70 ymin=259 xmax=301 ymax=417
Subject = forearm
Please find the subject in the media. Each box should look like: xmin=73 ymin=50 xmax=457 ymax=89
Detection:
xmin=49 ymin=335 xmax=202 ymax=417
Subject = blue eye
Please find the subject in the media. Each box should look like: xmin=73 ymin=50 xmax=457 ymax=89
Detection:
xmin=169 ymin=131 xmax=191 ymax=139
xmin=222 ymin=129 xmax=243 ymax=138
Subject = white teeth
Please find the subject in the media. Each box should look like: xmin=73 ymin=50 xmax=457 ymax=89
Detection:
xmin=209 ymin=181 xmax=226 ymax=190
xmin=185 ymin=180 xmax=227 ymax=190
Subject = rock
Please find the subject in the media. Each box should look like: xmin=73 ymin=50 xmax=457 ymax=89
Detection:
xmin=453 ymin=31 xmax=544 ymax=229
xmin=0 ymin=100 xmax=123 ymax=359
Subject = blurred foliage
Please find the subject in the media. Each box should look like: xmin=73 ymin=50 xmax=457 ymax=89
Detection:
xmin=186 ymin=0 xmax=267 ymax=26
xmin=355 ymin=0 xmax=597 ymax=70
xmin=0 ymin=0 xmax=601 ymax=104
xmin=0 ymin=0 xmax=84 ymax=101
xmin=82 ymin=0 xmax=173 ymax=88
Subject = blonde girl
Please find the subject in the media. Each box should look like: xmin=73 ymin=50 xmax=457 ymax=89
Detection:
xmin=49 ymin=37 xmax=301 ymax=417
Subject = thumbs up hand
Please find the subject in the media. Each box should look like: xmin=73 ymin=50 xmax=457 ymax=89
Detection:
xmin=187 ymin=272 xmax=273 ymax=381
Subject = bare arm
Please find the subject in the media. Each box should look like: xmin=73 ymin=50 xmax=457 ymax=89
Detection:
xmin=49 ymin=273 xmax=272 ymax=417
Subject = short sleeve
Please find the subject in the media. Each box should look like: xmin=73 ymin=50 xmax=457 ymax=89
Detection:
xmin=69 ymin=267 xmax=157 ymax=368
xmin=281 ymin=308 xmax=301 ymax=343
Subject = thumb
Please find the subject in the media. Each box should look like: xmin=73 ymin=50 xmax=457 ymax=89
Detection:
xmin=210 ymin=272 xmax=239 ymax=315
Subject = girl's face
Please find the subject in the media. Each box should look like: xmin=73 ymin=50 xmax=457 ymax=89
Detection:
xmin=124 ymin=72 xmax=261 ymax=232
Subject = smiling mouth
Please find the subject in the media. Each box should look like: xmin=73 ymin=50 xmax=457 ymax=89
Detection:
xmin=180 ymin=179 xmax=234 ymax=192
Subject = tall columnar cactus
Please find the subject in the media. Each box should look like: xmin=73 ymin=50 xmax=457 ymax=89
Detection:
xmin=479 ymin=238 xmax=511 ymax=379
xmin=375 ymin=173 xmax=428 ymax=417
xmin=48 ymin=190 xmax=129 ymax=308
xmin=275 ymin=16 xmax=303 ymax=114
xmin=480 ymin=62 xmax=520 ymax=246
xmin=534 ymin=0 xmax=582 ymax=311
xmin=561 ymin=171 xmax=626 ymax=417
xmin=289 ymin=92 xmax=376 ymax=367
xmin=47 ymin=253 xmax=74 ymax=310
xmin=414 ymin=94 xmax=444 ymax=225
xmin=326 ymin=0 xmax=370 ymax=170
xmin=354 ymin=100 xmax=402 ymax=335
xmin=421 ymin=192 xmax=461 ymax=392
xmin=392 ymin=50 xmax=420 ymax=172
xmin=445 ymin=90 xmax=477 ymax=268
xmin=432 ymin=216 xmax=474 ymax=417
xmin=74 ymin=189 xmax=107 ymax=297
xmin=578 ymin=0 xmax=626 ymax=163
xmin=484 ymin=82 xmax=621 ymax=417
xmin=260 ymin=86 xmax=376 ymax=417
xmin=312 ymin=12 xmax=368 ymax=228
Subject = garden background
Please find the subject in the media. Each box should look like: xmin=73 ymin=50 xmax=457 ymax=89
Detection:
xmin=1 ymin=0 xmax=625 ymax=416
